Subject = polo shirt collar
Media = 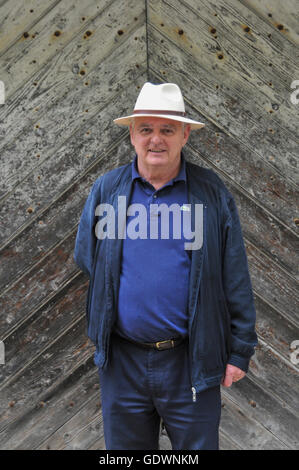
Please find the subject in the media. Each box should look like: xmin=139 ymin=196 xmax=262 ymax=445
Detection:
xmin=131 ymin=153 xmax=187 ymax=184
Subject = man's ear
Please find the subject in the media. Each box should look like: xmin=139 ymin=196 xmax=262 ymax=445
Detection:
xmin=129 ymin=122 xmax=135 ymax=146
xmin=183 ymin=124 xmax=191 ymax=145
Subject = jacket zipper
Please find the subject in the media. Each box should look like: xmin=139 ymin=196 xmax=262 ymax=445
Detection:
xmin=188 ymin=203 xmax=207 ymax=404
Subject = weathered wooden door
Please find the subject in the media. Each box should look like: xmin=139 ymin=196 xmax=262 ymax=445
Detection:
xmin=0 ymin=0 xmax=298 ymax=449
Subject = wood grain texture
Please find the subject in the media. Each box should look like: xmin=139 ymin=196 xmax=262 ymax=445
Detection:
xmin=0 ymin=0 xmax=61 ymax=55
xmin=0 ymin=0 xmax=298 ymax=450
xmin=147 ymin=16 xmax=298 ymax=184
xmin=241 ymin=0 xmax=299 ymax=46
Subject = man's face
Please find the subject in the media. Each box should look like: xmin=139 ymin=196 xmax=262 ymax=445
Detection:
xmin=129 ymin=116 xmax=191 ymax=171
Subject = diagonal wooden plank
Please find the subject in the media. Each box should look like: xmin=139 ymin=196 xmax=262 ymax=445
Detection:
xmin=0 ymin=273 xmax=88 ymax=388
xmin=179 ymin=0 xmax=299 ymax=131
xmin=247 ymin=242 xmax=299 ymax=326
xmin=255 ymin=295 xmax=298 ymax=370
xmin=241 ymin=0 xmax=299 ymax=46
xmin=222 ymin=373 xmax=299 ymax=449
xmin=248 ymin=341 xmax=299 ymax=416
xmin=148 ymin=0 xmax=299 ymax=132
xmin=0 ymin=77 xmax=144 ymax=248
xmin=0 ymin=234 xmax=80 ymax=339
xmin=37 ymin=392 xmax=103 ymax=450
xmin=186 ymin=132 xmax=297 ymax=235
xmin=219 ymin=394 xmax=289 ymax=449
xmin=185 ymin=0 xmax=298 ymax=61
xmin=0 ymin=0 xmax=114 ymax=96
xmin=147 ymin=5 xmax=298 ymax=185
xmin=218 ymin=431 xmax=242 ymax=450
xmin=0 ymin=0 xmax=145 ymax=145
xmin=0 ymin=137 xmax=133 ymax=297
xmin=0 ymin=0 xmax=62 ymax=56
xmin=0 ymin=354 xmax=100 ymax=450
xmin=181 ymin=145 xmax=298 ymax=278
xmin=0 ymin=16 xmax=146 ymax=198
xmin=0 ymin=315 xmax=94 ymax=436
xmin=148 ymin=45 xmax=298 ymax=187
xmin=227 ymin=183 xmax=298 ymax=277
xmin=87 ymin=435 xmax=106 ymax=450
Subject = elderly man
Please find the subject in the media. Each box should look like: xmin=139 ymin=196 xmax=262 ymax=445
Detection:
xmin=74 ymin=82 xmax=258 ymax=450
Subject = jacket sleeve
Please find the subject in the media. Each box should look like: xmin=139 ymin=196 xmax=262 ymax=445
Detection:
xmin=74 ymin=177 xmax=102 ymax=278
xmin=222 ymin=192 xmax=258 ymax=373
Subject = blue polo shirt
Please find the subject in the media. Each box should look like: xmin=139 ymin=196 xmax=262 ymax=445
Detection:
xmin=114 ymin=154 xmax=191 ymax=342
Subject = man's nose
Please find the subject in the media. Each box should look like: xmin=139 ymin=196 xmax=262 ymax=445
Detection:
xmin=150 ymin=131 xmax=163 ymax=144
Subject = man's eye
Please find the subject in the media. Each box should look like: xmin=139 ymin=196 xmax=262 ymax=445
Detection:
xmin=162 ymin=129 xmax=174 ymax=135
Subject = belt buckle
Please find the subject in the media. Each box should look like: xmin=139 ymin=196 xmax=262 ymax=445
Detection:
xmin=155 ymin=339 xmax=174 ymax=350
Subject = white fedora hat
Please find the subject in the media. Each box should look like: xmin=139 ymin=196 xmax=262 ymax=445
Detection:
xmin=113 ymin=82 xmax=205 ymax=130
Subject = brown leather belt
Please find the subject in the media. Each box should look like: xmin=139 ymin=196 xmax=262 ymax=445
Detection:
xmin=115 ymin=334 xmax=186 ymax=351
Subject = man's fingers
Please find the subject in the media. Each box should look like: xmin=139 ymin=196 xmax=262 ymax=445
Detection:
xmin=222 ymin=365 xmax=246 ymax=387
xmin=222 ymin=373 xmax=244 ymax=387
xmin=221 ymin=374 xmax=233 ymax=387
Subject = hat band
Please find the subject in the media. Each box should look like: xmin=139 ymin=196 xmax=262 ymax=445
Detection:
xmin=133 ymin=109 xmax=186 ymax=117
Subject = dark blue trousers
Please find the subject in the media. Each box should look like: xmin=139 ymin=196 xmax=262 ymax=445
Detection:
xmin=98 ymin=334 xmax=221 ymax=450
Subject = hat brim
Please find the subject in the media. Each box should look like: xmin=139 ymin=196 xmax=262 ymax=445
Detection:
xmin=113 ymin=113 xmax=205 ymax=130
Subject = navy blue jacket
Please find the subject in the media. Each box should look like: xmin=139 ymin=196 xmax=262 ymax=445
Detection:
xmin=74 ymin=158 xmax=258 ymax=393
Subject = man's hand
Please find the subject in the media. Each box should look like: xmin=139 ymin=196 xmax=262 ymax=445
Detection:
xmin=221 ymin=364 xmax=246 ymax=387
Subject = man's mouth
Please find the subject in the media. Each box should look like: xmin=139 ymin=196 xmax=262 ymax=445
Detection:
xmin=148 ymin=149 xmax=165 ymax=153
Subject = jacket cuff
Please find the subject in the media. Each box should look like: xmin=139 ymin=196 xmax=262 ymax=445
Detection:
xmin=227 ymin=353 xmax=250 ymax=373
